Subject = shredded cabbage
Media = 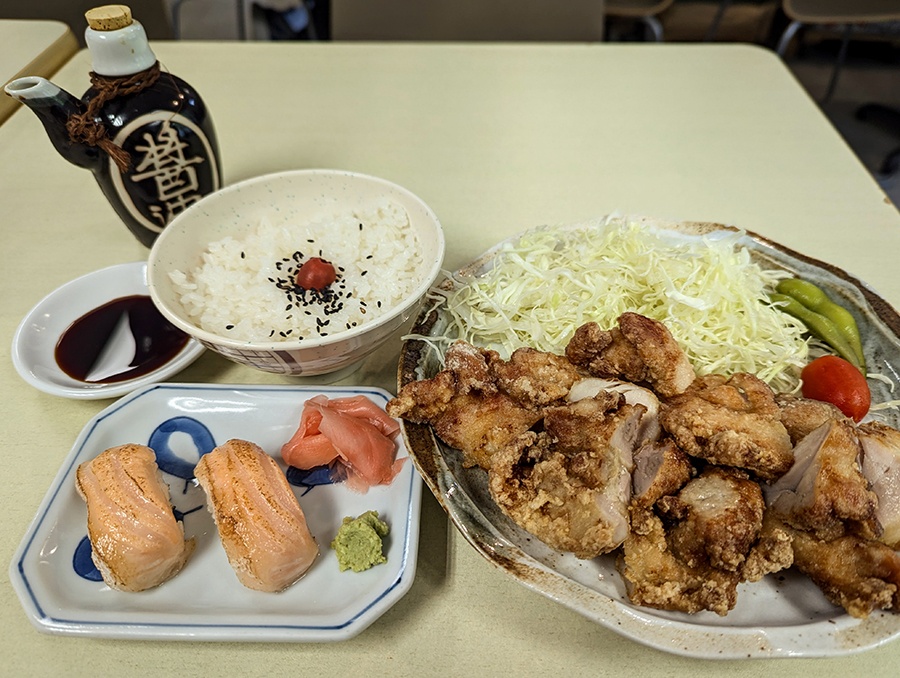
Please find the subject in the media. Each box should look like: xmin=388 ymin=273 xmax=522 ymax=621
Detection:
xmin=426 ymin=218 xmax=810 ymax=392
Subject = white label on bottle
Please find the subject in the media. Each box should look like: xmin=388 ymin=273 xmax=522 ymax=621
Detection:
xmin=110 ymin=111 xmax=220 ymax=234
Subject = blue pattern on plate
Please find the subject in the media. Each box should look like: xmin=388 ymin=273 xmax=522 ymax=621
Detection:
xmin=286 ymin=464 xmax=340 ymax=495
xmin=11 ymin=383 xmax=420 ymax=641
xmin=148 ymin=416 xmax=216 ymax=478
xmin=73 ymin=410 xmax=339 ymax=582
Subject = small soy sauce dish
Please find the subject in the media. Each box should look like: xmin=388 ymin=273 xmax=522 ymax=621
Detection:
xmin=12 ymin=262 xmax=205 ymax=399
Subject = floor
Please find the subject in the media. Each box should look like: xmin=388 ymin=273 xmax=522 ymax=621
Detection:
xmin=788 ymin=39 xmax=900 ymax=209
xmin=167 ymin=1 xmax=900 ymax=209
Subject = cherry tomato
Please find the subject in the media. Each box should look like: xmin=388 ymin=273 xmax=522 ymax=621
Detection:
xmin=295 ymin=257 xmax=336 ymax=291
xmin=800 ymin=355 xmax=870 ymax=422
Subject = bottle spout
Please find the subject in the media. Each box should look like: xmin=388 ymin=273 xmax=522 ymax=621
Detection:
xmin=4 ymin=76 xmax=101 ymax=171
xmin=5 ymin=75 xmax=69 ymax=103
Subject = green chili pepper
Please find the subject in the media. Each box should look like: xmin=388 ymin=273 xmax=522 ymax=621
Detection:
xmin=769 ymin=292 xmax=862 ymax=370
xmin=775 ymin=278 xmax=865 ymax=370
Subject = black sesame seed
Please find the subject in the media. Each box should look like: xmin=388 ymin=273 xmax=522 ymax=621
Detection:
xmin=358 ymin=223 xmax=363 ymax=230
xmin=366 ymin=255 xmax=373 ymax=260
xmin=240 ymin=251 xmax=245 ymax=259
xmin=225 ymin=324 xmax=234 ymax=330
xmin=360 ymin=270 xmax=368 ymax=276
xmin=376 ymin=301 xmax=382 ymax=308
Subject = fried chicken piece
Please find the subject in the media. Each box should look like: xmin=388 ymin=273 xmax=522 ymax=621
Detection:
xmin=659 ymin=373 xmax=793 ymax=481
xmin=488 ymin=393 xmax=644 ymax=558
xmin=618 ymin=506 xmax=742 ymax=616
xmin=740 ymin=511 xmax=794 ymax=583
xmin=619 ymin=475 xmax=792 ymax=616
xmin=858 ymin=421 xmax=900 ymax=548
xmin=416 ymin=391 xmax=540 ymax=471
xmin=766 ymin=419 xmax=879 ymax=541
xmin=656 ymin=467 xmax=765 ymax=573
xmin=565 ymin=313 xmax=695 ymax=398
xmin=780 ymin=519 xmax=900 ymax=618
xmin=568 ymin=377 xmax=661 ymax=445
xmin=631 ymin=438 xmax=693 ymax=508
xmin=387 ymin=342 xmax=544 ymax=469
xmin=387 ymin=342 xmax=487 ymax=422
xmin=776 ymin=394 xmax=849 ymax=445
xmin=492 ymin=346 xmax=581 ymax=407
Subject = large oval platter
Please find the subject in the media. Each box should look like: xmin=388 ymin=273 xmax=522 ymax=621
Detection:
xmin=396 ymin=215 xmax=900 ymax=659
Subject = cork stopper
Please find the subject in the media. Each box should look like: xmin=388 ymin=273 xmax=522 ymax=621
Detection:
xmin=85 ymin=5 xmax=133 ymax=31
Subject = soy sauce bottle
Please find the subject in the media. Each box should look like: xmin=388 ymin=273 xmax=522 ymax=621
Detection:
xmin=4 ymin=4 xmax=222 ymax=247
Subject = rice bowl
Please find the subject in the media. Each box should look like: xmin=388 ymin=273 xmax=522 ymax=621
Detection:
xmin=169 ymin=199 xmax=423 ymax=343
xmin=147 ymin=169 xmax=445 ymax=377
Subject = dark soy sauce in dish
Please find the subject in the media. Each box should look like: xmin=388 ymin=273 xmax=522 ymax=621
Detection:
xmin=55 ymin=295 xmax=190 ymax=383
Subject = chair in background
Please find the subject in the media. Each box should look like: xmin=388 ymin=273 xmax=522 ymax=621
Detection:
xmin=169 ymin=0 xmax=244 ymax=38
xmin=774 ymin=0 xmax=900 ymax=181
xmin=605 ymin=0 xmax=675 ymax=41
xmin=241 ymin=0 xmax=318 ymax=40
xmin=775 ymin=0 xmax=900 ymax=103
xmin=329 ymin=0 xmax=607 ymax=41
xmin=704 ymin=0 xmax=732 ymax=41
xmin=170 ymin=0 xmax=317 ymax=40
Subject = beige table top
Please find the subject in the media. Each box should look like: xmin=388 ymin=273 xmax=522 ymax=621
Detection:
xmin=2 ymin=41 xmax=900 ymax=676
xmin=0 ymin=19 xmax=78 ymax=125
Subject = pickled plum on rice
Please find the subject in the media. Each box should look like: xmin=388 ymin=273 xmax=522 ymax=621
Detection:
xmin=281 ymin=395 xmax=405 ymax=492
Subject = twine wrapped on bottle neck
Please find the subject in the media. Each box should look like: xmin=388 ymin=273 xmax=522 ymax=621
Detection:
xmin=65 ymin=61 xmax=162 ymax=173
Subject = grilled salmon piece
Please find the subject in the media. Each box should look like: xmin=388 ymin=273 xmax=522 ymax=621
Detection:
xmin=75 ymin=443 xmax=194 ymax=592
xmin=194 ymin=439 xmax=318 ymax=592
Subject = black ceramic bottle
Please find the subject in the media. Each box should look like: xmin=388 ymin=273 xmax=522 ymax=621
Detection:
xmin=4 ymin=5 xmax=221 ymax=247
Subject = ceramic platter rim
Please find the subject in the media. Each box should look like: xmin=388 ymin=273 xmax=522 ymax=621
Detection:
xmin=11 ymin=261 xmax=206 ymax=400
xmin=10 ymin=383 xmax=422 ymax=642
xmin=396 ymin=215 xmax=900 ymax=659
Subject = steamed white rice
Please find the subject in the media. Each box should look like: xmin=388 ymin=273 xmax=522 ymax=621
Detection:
xmin=169 ymin=199 xmax=424 ymax=342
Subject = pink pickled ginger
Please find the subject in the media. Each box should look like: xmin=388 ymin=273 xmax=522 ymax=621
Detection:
xmin=281 ymin=395 xmax=405 ymax=493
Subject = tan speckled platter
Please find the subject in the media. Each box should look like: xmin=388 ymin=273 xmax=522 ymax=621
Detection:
xmin=396 ymin=215 xmax=900 ymax=659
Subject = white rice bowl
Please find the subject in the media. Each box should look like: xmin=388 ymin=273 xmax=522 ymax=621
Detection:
xmin=147 ymin=169 xmax=445 ymax=377
xmin=169 ymin=199 xmax=421 ymax=343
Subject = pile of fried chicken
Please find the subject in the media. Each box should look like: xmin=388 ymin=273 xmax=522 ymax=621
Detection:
xmin=387 ymin=312 xmax=900 ymax=618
